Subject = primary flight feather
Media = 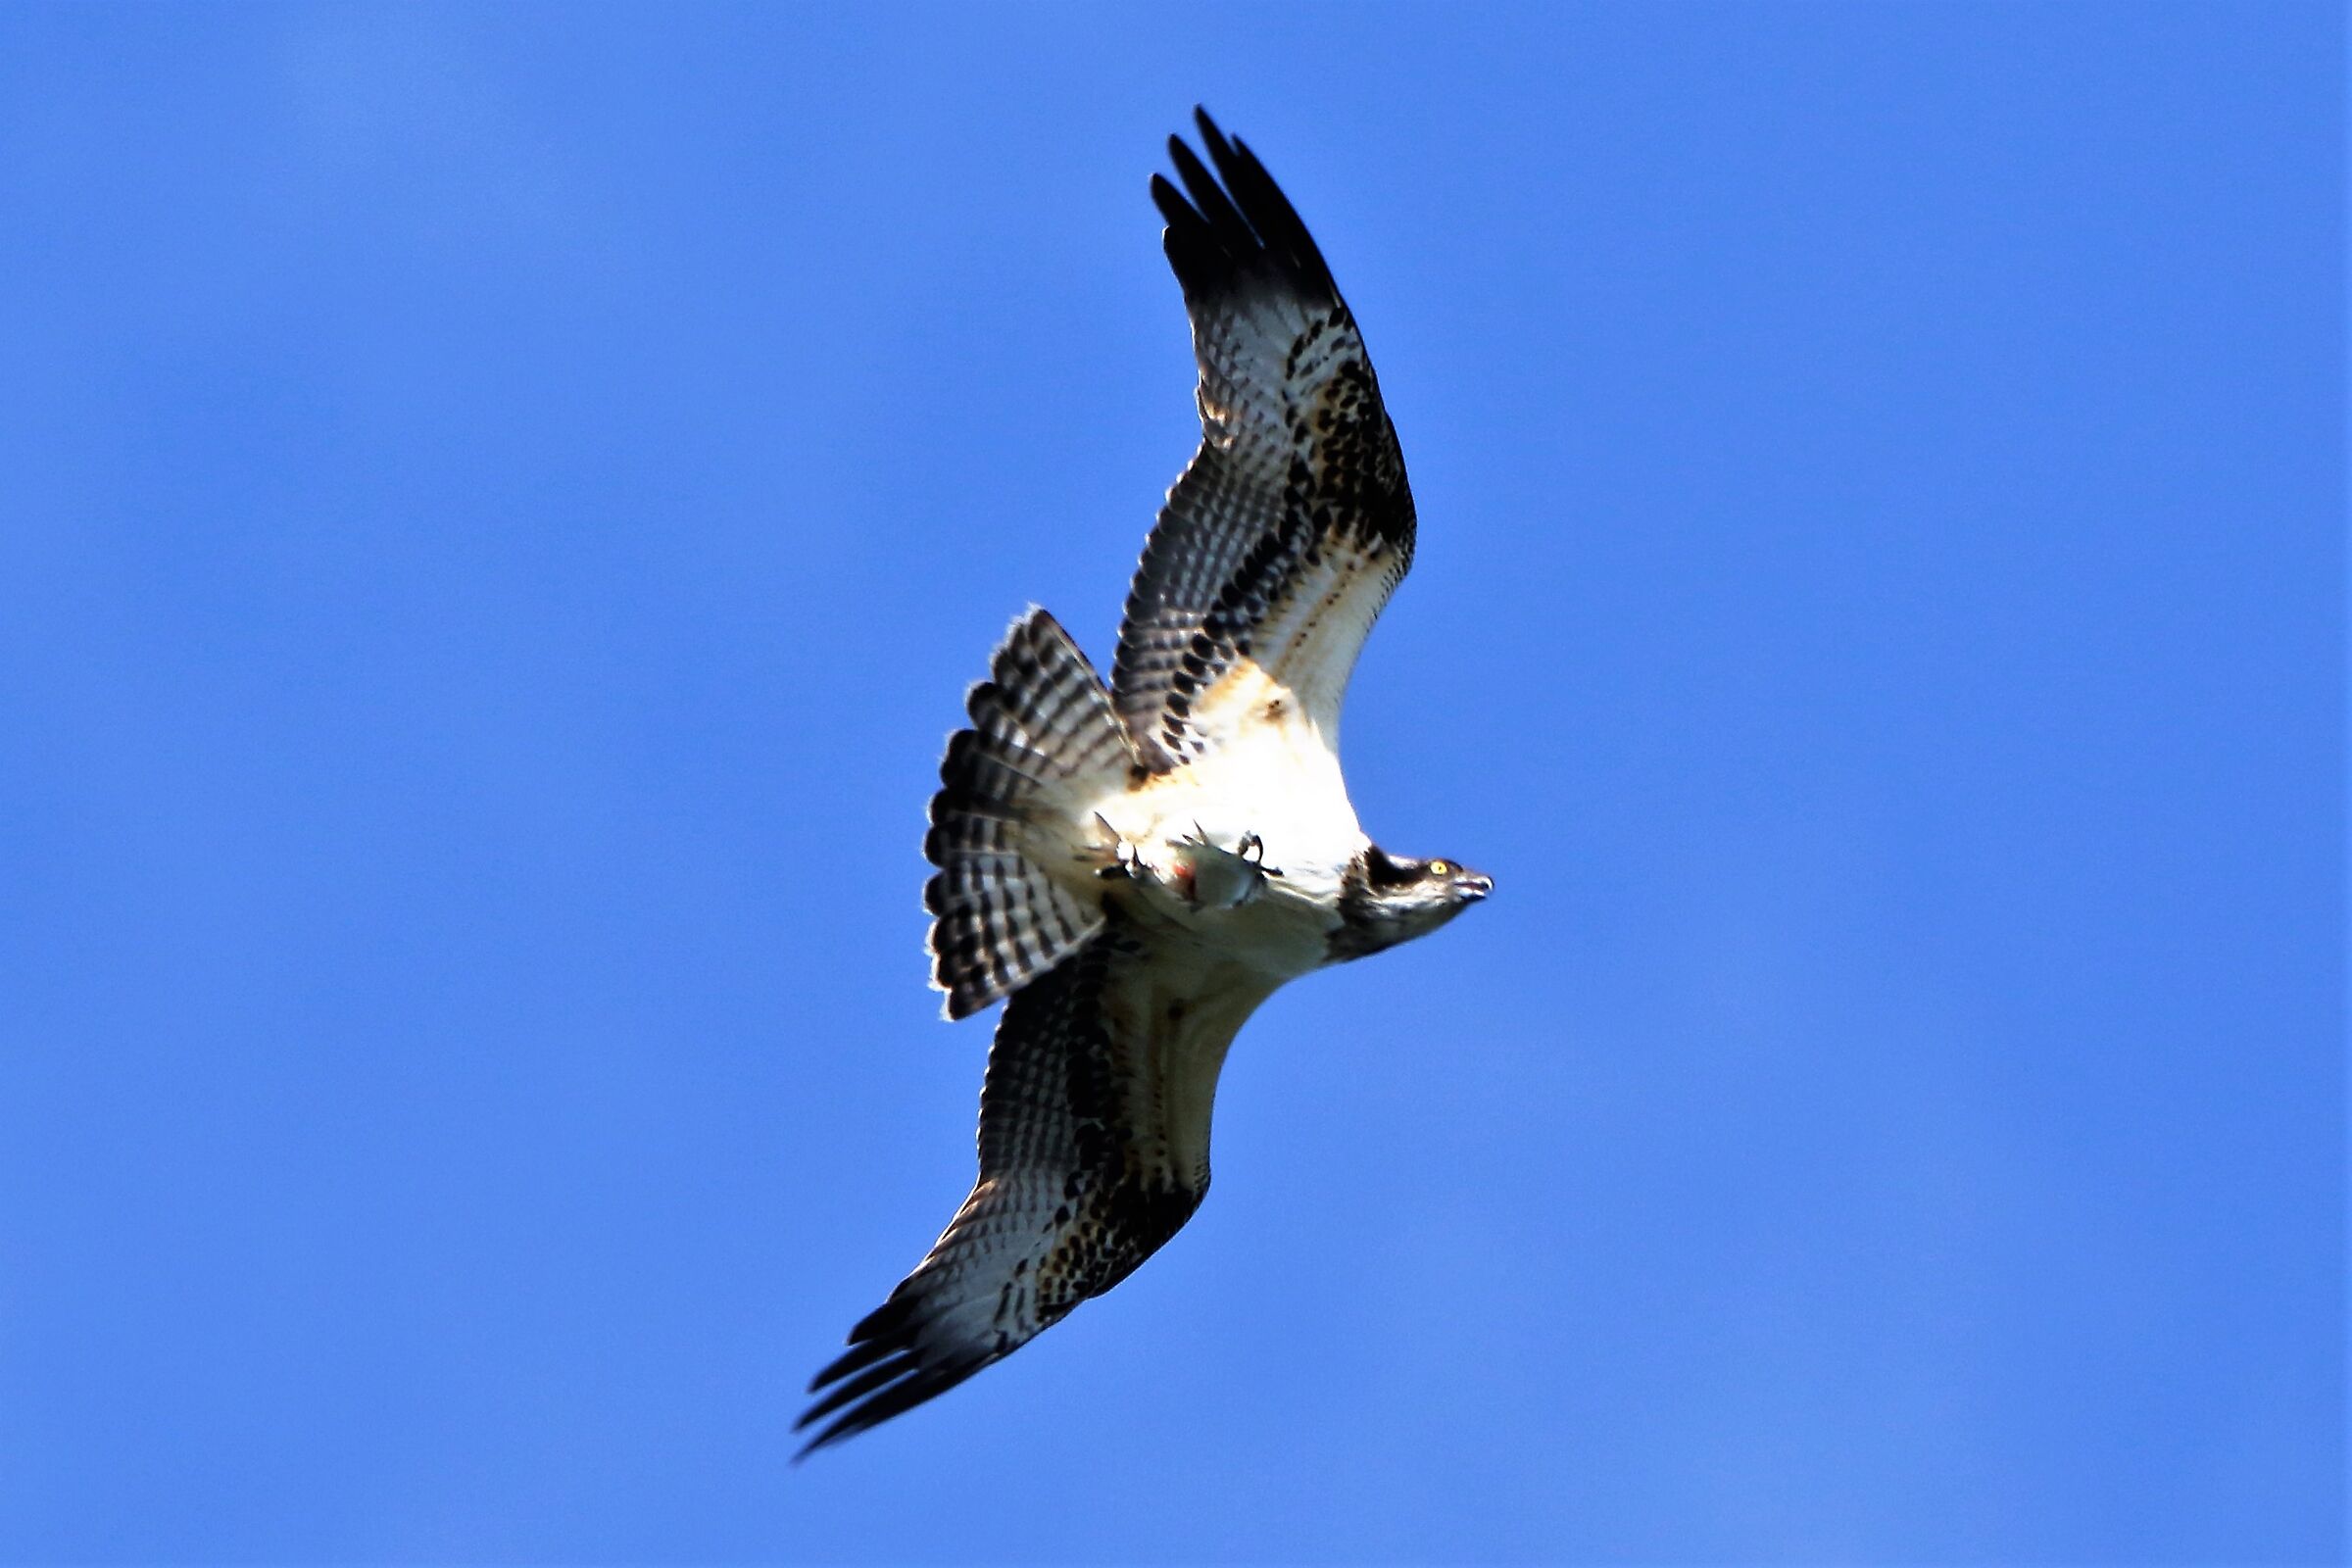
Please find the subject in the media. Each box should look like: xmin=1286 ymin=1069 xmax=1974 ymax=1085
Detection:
xmin=798 ymin=109 xmax=1492 ymax=1456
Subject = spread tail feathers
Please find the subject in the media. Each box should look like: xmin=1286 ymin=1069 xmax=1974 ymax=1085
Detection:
xmin=925 ymin=610 xmax=1138 ymax=1018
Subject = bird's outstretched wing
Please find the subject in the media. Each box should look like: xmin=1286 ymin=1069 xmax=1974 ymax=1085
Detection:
xmin=797 ymin=924 xmax=1271 ymax=1455
xmin=1113 ymin=109 xmax=1416 ymax=772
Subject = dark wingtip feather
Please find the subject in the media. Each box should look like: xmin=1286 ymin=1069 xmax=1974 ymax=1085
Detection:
xmin=807 ymin=1334 xmax=896 ymax=1395
xmin=1149 ymin=171 xmax=1190 ymax=229
xmin=793 ymin=1357 xmax=988 ymax=1461
xmin=798 ymin=1355 xmax=913 ymax=1431
xmin=794 ymin=1298 xmax=993 ymax=1460
xmin=1192 ymin=105 xmax=1226 ymax=156
xmin=1155 ymin=109 xmax=1339 ymax=307
xmin=1167 ymin=134 xmax=1248 ymax=249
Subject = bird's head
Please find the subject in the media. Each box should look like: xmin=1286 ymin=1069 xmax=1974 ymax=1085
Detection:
xmin=1332 ymin=845 xmax=1494 ymax=959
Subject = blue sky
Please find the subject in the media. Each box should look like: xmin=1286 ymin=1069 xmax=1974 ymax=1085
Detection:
xmin=0 ymin=3 xmax=2340 ymax=1562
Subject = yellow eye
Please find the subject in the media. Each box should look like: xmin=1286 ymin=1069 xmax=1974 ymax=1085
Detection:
xmin=1429 ymin=859 xmax=1451 ymax=876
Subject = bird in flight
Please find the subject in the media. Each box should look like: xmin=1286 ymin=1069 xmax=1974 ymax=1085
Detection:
xmin=798 ymin=109 xmax=1492 ymax=1456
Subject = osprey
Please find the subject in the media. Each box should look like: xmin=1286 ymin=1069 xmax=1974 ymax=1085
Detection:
xmin=798 ymin=110 xmax=1491 ymax=1455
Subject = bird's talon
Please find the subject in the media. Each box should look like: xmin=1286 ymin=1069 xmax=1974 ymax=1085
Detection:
xmin=1237 ymin=831 xmax=1283 ymax=879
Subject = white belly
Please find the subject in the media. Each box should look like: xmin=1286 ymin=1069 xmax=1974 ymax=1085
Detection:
xmin=1068 ymin=701 xmax=1367 ymax=980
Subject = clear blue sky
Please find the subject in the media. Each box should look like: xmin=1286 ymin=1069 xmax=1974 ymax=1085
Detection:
xmin=1 ymin=4 xmax=2340 ymax=1562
